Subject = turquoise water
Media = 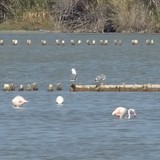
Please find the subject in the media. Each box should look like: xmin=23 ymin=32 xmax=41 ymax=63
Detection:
xmin=0 ymin=32 xmax=160 ymax=159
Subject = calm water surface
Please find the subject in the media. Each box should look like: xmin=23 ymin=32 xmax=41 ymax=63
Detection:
xmin=0 ymin=32 xmax=160 ymax=159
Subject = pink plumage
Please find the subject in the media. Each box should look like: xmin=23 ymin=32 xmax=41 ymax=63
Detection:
xmin=112 ymin=107 xmax=136 ymax=119
xmin=12 ymin=95 xmax=28 ymax=108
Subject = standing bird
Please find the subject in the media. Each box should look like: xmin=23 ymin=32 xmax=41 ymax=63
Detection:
xmin=12 ymin=95 xmax=28 ymax=108
xmin=70 ymin=68 xmax=77 ymax=82
xmin=112 ymin=107 xmax=136 ymax=119
xmin=95 ymin=74 xmax=106 ymax=85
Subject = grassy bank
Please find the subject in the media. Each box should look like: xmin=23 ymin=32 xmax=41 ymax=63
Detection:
xmin=0 ymin=0 xmax=160 ymax=33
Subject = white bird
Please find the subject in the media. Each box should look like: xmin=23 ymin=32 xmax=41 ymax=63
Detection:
xmin=12 ymin=39 xmax=18 ymax=45
xmin=12 ymin=95 xmax=28 ymax=108
xmin=0 ymin=39 xmax=4 ymax=45
xmin=112 ymin=107 xmax=136 ymax=119
xmin=41 ymin=40 xmax=46 ymax=45
xmin=70 ymin=39 xmax=75 ymax=45
xmin=56 ymin=39 xmax=60 ymax=45
xmin=70 ymin=68 xmax=77 ymax=82
xmin=27 ymin=39 xmax=32 ymax=45
xmin=56 ymin=96 xmax=64 ymax=105
xmin=61 ymin=40 xmax=65 ymax=45
xmin=77 ymin=40 xmax=81 ymax=44
xmin=95 ymin=74 xmax=106 ymax=85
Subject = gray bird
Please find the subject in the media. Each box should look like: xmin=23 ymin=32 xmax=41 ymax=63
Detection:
xmin=95 ymin=74 xmax=106 ymax=85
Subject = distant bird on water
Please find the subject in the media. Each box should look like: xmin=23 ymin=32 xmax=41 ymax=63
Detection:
xmin=70 ymin=68 xmax=77 ymax=82
xmin=12 ymin=95 xmax=28 ymax=108
xmin=95 ymin=74 xmax=106 ymax=85
xmin=56 ymin=96 xmax=64 ymax=105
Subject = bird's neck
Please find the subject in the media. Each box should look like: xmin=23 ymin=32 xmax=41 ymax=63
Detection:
xmin=127 ymin=109 xmax=134 ymax=119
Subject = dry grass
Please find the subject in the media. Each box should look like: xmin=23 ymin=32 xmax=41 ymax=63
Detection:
xmin=0 ymin=10 xmax=66 ymax=31
xmin=110 ymin=0 xmax=160 ymax=32
xmin=0 ymin=0 xmax=160 ymax=32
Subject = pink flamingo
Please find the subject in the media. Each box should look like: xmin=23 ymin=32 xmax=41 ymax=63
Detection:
xmin=112 ymin=107 xmax=136 ymax=119
xmin=12 ymin=95 xmax=28 ymax=108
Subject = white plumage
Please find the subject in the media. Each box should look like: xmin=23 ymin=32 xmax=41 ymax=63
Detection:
xmin=12 ymin=95 xmax=28 ymax=108
xmin=71 ymin=68 xmax=77 ymax=82
xmin=56 ymin=96 xmax=64 ymax=105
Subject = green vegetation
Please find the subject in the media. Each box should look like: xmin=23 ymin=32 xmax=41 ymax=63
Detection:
xmin=0 ymin=0 xmax=160 ymax=32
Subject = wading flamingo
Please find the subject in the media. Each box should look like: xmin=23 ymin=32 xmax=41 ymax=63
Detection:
xmin=12 ymin=95 xmax=28 ymax=108
xmin=112 ymin=107 xmax=136 ymax=119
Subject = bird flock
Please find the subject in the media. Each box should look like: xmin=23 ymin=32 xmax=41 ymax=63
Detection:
xmin=0 ymin=39 xmax=155 ymax=46
xmin=11 ymin=68 xmax=136 ymax=120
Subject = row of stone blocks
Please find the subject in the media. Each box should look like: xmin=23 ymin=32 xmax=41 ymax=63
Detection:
xmin=3 ymin=83 xmax=62 ymax=91
xmin=4 ymin=83 xmax=160 ymax=92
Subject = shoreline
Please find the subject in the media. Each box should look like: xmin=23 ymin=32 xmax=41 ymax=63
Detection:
xmin=0 ymin=30 xmax=160 ymax=35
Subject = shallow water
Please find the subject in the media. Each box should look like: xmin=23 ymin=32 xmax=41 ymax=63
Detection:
xmin=0 ymin=32 xmax=160 ymax=159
